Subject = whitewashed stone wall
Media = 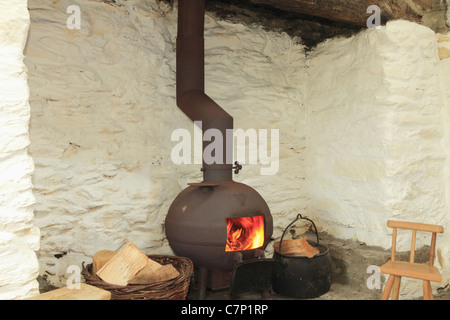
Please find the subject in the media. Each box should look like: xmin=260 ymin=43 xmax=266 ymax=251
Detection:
xmin=0 ymin=0 xmax=40 ymax=299
xmin=306 ymin=21 xmax=450 ymax=298
xmin=447 ymin=0 xmax=450 ymax=25
xmin=25 ymin=0 xmax=307 ymax=287
xmin=439 ymin=31 xmax=450 ymax=293
xmin=22 ymin=0 xmax=450 ymax=299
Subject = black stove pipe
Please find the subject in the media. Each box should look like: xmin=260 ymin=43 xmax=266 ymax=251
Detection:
xmin=176 ymin=0 xmax=233 ymax=182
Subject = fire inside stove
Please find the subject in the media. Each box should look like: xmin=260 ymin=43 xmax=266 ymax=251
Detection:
xmin=226 ymin=215 xmax=265 ymax=252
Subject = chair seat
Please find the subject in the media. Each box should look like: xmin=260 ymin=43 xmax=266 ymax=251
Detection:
xmin=380 ymin=261 xmax=442 ymax=282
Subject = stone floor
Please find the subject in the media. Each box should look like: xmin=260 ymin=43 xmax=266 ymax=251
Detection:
xmin=185 ymin=233 xmax=450 ymax=301
xmin=186 ymin=278 xmax=450 ymax=300
xmin=38 ymin=232 xmax=450 ymax=300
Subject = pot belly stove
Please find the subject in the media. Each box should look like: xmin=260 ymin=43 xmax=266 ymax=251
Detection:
xmin=164 ymin=0 xmax=273 ymax=299
xmin=166 ymin=180 xmax=273 ymax=297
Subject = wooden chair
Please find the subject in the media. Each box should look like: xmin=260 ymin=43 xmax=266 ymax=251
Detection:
xmin=380 ymin=220 xmax=444 ymax=300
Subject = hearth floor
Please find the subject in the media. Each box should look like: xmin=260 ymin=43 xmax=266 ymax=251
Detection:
xmin=37 ymin=233 xmax=449 ymax=300
xmin=186 ymin=281 xmax=450 ymax=300
xmin=185 ymin=232 xmax=450 ymax=300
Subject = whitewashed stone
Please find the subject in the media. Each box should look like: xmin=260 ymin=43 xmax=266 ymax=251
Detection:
xmin=307 ymin=20 xmax=450 ymax=298
xmin=447 ymin=0 xmax=450 ymax=26
xmin=21 ymin=0 xmax=450 ymax=300
xmin=25 ymin=0 xmax=307 ymax=287
xmin=0 ymin=0 xmax=39 ymax=299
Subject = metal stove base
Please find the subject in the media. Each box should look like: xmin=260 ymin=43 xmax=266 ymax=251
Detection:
xmin=193 ymin=267 xmax=232 ymax=299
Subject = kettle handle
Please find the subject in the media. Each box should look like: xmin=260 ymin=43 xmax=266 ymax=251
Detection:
xmin=279 ymin=214 xmax=320 ymax=251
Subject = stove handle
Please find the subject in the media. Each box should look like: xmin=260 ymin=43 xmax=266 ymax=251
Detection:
xmin=279 ymin=214 xmax=320 ymax=253
xmin=233 ymin=161 xmax=243 ymax=174
xmin=199 ymin=161 xmax=242 ymax=174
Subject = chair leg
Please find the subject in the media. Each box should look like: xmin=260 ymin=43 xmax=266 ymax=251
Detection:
xmin=392 ymin=276 xmax=401 ymax=300
xmin=381 ymin=275 xmax=395 ymax=300
xmin=423 ymin=281 xmax=433 ymax=300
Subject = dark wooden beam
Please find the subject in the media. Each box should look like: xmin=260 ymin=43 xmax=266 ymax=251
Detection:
xmin=204 ymin=0 xmax=364 ymax=48
xmin=248 ymin=0 xmax=447 ymax=28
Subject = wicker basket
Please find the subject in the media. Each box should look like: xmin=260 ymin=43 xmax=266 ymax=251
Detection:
xmin=82 ymin=255 xmax=193 ymax=300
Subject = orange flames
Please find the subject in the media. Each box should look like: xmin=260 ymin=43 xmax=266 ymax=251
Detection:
xmin=226 ymin=215 xmax=265 ymax=252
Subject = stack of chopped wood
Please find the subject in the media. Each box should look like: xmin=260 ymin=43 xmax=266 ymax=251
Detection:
xmin=273 ymin=236 xmax=320 ymax=258
xmin=93 ymin=243 xmax=179 ymax=286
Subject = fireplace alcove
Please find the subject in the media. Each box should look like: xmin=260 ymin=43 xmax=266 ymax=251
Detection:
xmin=1 ymin=0 xmax=449 ymax=300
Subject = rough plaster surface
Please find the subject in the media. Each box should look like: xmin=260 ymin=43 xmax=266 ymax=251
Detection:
xmin=307 ymin=21 xmax=445 ymax=244
xmin=0 ymin=0 xmax=40 ymax=299
xmin=306 ymin=21 xmax=450 ymax=298
xmin=19 ymin=0 xmax=450 ymax=299
xmin=447 ymin=0 xmax=450 ymax=26
xmin=25 ymin=0 xmax=307 ymax=287
xmin=439 ymin=33 xmax=450 ymax=294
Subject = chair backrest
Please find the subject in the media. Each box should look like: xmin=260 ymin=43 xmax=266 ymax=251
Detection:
xmin=387 ymin=220 xmax=444 ymax=266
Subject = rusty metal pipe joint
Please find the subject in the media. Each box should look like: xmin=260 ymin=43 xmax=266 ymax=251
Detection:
xmin=176 ymin=0 xmax=233 ymax=182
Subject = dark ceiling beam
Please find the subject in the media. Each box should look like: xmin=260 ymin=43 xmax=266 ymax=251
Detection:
xmin=248 ymin=0 xmax=447 ymax=29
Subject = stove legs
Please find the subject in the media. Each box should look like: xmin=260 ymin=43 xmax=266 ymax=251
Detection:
xmin=193 ymin=267 xmax=233 ymax=299
xmin=193 ymin=251 xmax=267 ymax=299
xmin=197 ymin=267 xmax=208 ymax=300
